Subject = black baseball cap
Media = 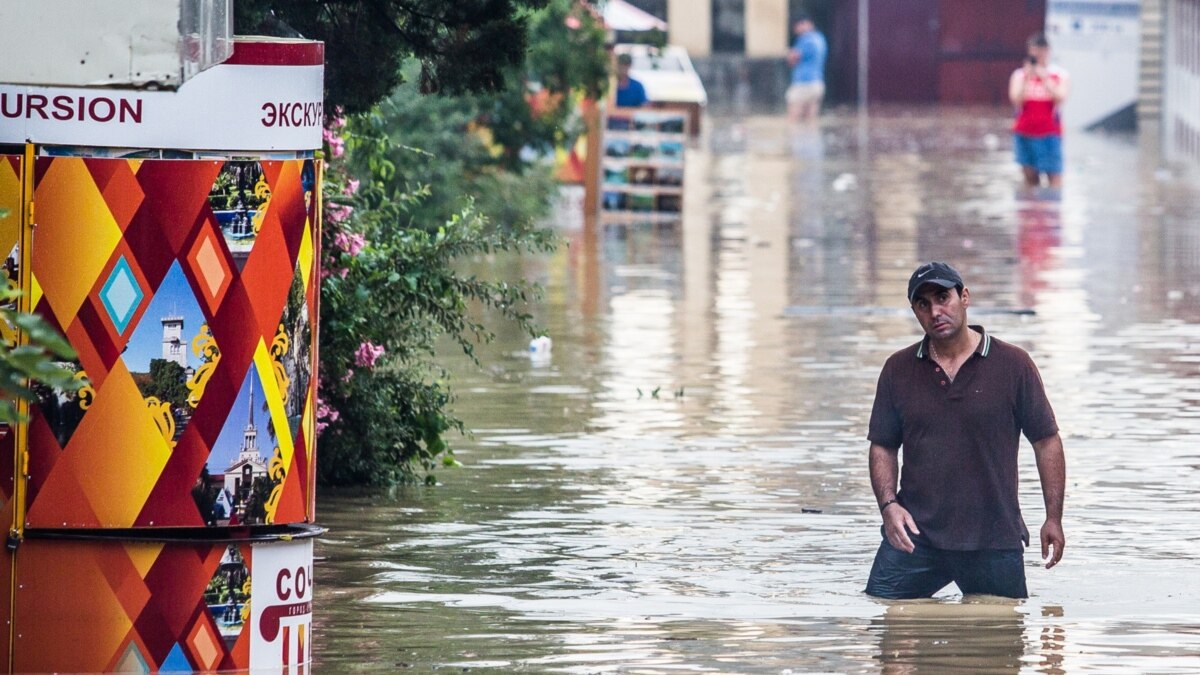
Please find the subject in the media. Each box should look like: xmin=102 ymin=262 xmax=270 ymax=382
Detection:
xmin=907 ymin=261 xmax=963 ymax=302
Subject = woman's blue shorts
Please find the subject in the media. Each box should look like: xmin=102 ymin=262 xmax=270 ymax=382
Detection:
xmin=1014 ymin=133 xmax=1063 ymax=175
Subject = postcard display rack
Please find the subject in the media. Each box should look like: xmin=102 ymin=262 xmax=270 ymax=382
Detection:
xmin=601 ymin=109 xmax=686 ymax=222
xmin=0 ymin=39 xmax=324 ymax=673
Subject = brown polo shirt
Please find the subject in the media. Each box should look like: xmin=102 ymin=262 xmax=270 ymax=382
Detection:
xmin=868 ymin=326 xmax=1058 ymax=550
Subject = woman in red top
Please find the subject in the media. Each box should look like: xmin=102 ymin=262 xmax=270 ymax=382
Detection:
xmin=1009 ymin=34 xmax=1070 ymax=188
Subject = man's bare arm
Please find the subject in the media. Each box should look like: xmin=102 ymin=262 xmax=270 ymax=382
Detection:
xmin=869 ymin=443 xmax=920 ymax=553
xmin=869 ymin=442 xmax=899 ymax=505
xmin=1032 ymin=433 xmax=1066 ymax=568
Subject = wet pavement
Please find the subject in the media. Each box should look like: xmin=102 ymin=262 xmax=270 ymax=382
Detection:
xmin=313 ymin=108 xmax=1200 ymax=673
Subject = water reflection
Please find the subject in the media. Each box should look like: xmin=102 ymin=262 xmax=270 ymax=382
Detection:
xmin=1016 ymin=193 xmax=1062 ymax=308
xmin=315 ymin=109 xmax=1200 ymax=672
xmin=871 ymin=600 xmax=1028 ymax=674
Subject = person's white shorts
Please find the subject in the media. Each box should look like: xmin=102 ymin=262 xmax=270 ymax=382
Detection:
xmin=787 ymin=82 xmax=826 ymax=106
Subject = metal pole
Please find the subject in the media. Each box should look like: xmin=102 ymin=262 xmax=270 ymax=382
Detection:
xmin=858 ymin=0 xmax=869 ymax=108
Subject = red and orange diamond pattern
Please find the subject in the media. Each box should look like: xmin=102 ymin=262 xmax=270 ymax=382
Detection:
xmin=24 ymin=156 xmax=320 ymax=529
xmin=11 ymin=538 xmax=257 ymax=672
xmin=0 ymin=154 xmax=321 ymax=671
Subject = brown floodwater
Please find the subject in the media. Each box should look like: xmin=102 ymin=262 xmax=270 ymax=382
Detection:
xmin=312 ymin=108 xmax=1200 ymax=673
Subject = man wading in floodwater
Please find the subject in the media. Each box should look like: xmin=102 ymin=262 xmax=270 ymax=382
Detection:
xmin=865 ymin=262 xmax=1066 ymax=598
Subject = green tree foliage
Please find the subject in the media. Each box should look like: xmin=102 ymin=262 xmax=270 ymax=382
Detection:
xmin=346 ymin=69 xmax=560 ymax=236
xmin=144 ymin=359 xmax=189 ymax=410
xmin=234 ymin=0 xmax=553 ymax=113
xmin=486 ymin=0 xmax=609 ymax=168
xmin=311 ymin=1 xmax=607 ymax=486
xmin=344 ymin=0 xmax=607 ymax=231
xmin=315 ymin=168 xmax=555 ymax=486
xmin=0 ymin=285 xmax=83 ymax=424
xmin=244 ymin=475 xmax=276 ymax=523
xmin=192 ymin=465 xmax=219 ymax=526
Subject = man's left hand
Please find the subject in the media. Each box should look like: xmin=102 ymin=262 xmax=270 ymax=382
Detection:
xmin=1041 ymin=519 xmax=1065 ymax=569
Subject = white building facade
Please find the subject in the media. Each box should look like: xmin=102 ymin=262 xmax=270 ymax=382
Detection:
xmin=1163 ymin=0 xmax=1200 ymax=171
xmin=161 ymin=315 xmax=187 ymax=367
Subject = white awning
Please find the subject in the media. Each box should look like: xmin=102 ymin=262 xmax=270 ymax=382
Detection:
xmin=603 ymin=0 xmax=668 ymax=32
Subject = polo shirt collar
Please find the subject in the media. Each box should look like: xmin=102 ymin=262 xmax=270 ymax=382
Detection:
xmin=916 ymin=325 xmax=991 ymax=359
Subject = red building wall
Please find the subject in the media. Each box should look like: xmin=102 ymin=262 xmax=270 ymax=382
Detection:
xmin=825 ymin=0 xmax=1046 ymax=104
xmin=937 ymin=0 xmax=1047 ymax=104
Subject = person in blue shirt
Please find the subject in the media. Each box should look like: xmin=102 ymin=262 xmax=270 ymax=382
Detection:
xmin=615 ymin=53 xmax=648 ymax=108
xmin=787 ymin=14 xmax=828 ymax=122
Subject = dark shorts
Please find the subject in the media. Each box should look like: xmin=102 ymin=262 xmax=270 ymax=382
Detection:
xmin=865 ymin=536 xmax=1028 ymax=599
xmin=1014 ymin=133 xmax=1063 ymax=175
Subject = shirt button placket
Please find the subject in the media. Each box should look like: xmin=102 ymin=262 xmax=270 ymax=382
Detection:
xmin=931 ymin=363 xmax=946 ymax=387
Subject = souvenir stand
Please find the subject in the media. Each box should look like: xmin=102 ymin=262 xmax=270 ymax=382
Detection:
xmin=600 ymin=109 xmax=687 ymax=224
xmin=0 ymin=38 xmax=323 ymax=673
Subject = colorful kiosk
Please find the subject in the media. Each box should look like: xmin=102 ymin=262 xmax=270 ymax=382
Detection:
xmin=0 ymin=38 xmax=323 ymax=672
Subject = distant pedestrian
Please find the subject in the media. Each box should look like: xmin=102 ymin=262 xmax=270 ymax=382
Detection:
xmin=614 ymin=53 xmax=648 ymax=108
xmin=1009 ymin=33 xmax=1069 ymax=188
xmin=787 ymin=13 xmax=827 ymax=123
xmin=865 ymin=262 xmax=1066 ymax=599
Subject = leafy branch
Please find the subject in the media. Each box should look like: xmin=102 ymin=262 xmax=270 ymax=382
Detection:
xmin=0 ymin=286 xmax=83 ymax=424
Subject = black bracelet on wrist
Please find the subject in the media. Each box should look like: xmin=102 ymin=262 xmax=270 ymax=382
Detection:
xmin=880 ymin=498 xmax=898 ymax=512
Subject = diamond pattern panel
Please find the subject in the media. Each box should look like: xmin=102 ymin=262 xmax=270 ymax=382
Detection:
xmin=114 ymin=640 xmax=151 ymax=674
xmin=12 ymin=536 xmax=313 ymax=672
xmin=187 ymin=614 xmax=223 ymax=671
xmin=99 ymin=255 xmax=146 ymax=335
xmin=32 ymin=157 xmax=123 ymax=327
xmin=25 ymin=157 xmax=321 ymax=529
xmin=0 ymin=155 xmax=21 ymax=268
xmin=11 ymin=540 xmax=132 ymax=670
xmin=160 ymin=643 xmax=191 ymax=672
xmin=98 ymin=159 xmax=145 ymax=231
xmin=26 ymin=359 xmax=171 ymax=528
xmin=0 ymin=155 xmax=22 ymax=516
xmin=184 ymin=219 xmax=234 ymax=315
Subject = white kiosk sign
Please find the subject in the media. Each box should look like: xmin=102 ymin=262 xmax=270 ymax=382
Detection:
xmin=250 ymin=538 xmax=315 ymax=671
xmin=0 ymin=40 xmax=323 ymax=152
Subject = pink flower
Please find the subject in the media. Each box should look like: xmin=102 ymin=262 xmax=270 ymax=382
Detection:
xmin=565 ymin=15 xmax=581 ymax=29
xmin=316 ymin=394 xmax=340 ymax=435
xmin=354 ymin=341 xmax=385 ymax=368
xmin=333 ymin=231 xmax=366 ymax=256
xmin=343 ymin=178 xmax=360 ymax=196
xmin=326 ymin=203 xmax=354 ymax=224
xmin=324 ymin=108 xmax=346 ymax=128
xmin=322 ymin=127 xmax=345 ymax=157
xmin=340 ymin=368 xmax=355 ymax=384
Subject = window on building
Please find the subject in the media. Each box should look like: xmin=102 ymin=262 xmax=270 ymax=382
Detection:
xmin=625 ymin=0 xmax=667 ymax=21
xmin=712 ymin=0 xmax=746 ymax=53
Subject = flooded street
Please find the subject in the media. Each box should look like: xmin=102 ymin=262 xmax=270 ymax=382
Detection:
xmin=313 ymin=109 xmax=1200 ymax=673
